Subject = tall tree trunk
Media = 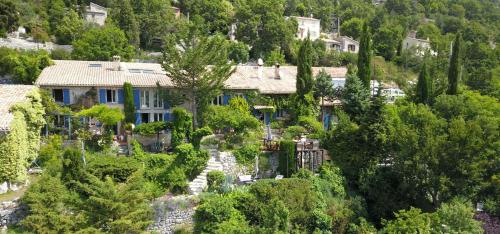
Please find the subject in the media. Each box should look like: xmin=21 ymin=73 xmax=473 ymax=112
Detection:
xmin=191 ymin=92 xmax=198 ymax=130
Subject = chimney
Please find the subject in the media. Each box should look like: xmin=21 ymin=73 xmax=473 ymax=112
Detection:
xmin=274 ymin=63 xmax=281 ymax=79
xmin=257 ymin=58 xmax=264 ymax=79
xmin=112 ymin=55 xmax=121 ymax=71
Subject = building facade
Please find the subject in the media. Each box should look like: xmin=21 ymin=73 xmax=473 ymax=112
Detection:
xmin=35 ymin=60 xmax=347 ymax=132
xmin=84 ymin=2 xmax=107 ymax=26
xmin=293 ymin=16 xmax=321 ymax=41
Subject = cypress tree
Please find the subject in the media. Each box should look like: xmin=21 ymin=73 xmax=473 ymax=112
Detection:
xmin=296 ymin=37 xmax=314 ymax=97
xmin=416 ymin=60 xmax=431 ymax=104
xmin=447 ymin=32 xmax=462 ymax=95
xmin=123 ymin=82 xmax=135 ymax=123
xmin=357 ymin=22 xmax=372 ymax=89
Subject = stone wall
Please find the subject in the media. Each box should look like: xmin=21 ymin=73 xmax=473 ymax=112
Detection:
xmin=0 ymin=199 xmax=25 ymax=230
xmin=148 ymin=195 xmax=197 ymax=234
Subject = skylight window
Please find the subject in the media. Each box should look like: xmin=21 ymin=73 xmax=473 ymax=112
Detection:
xmin=143 ymin=69 xmax=154 ymax=74
xmin=88 ymin=64 xmax=102 ymax=68
xmin=128 ymin=69 xmax=155 ymax=74
xmin=129 ymin=69 xmax=142 ymax=73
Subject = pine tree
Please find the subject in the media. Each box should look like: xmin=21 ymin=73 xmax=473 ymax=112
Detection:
xmin=416 ymin=60 xmax=431 ymax=104
xmin=357 ymin=22 xmax=372 ymax=89
xmin=341 ymin=73 xmax=370 ymax=122
xmin=123 ymin=82 xmax=135 ymax=124
xmin=447 ymin=32 xmax=462 ymax=95
xmin=296 ymin=37 xmax=314 ymax=97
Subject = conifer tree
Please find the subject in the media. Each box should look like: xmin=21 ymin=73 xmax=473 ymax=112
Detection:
xmin=357 ymin=22 xmax=372 ymax=89
xmin=123 ymin=82 xmax=135 ymax=124
xmin=296 ymin=37 xmax=314 ymax=96
xmin=416 ymin=60 xmax=431 ymax=104
xmin=341 ymin=73 xmax=370 ymax=123
xmin=447 ymin=32 xmax=462 ymax=95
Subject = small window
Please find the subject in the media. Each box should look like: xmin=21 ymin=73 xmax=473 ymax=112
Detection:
xmin=129 ymin=69 xmax=141 ymax=73
xmin=153 ymin=113 xmax=163 ymax=122
xmin=53 ymin=89 xmax=64 ymax=102
xmin=348 ymin=44 xmax=356 ymax=51
xmin=143 ymin=69 xmax=154 ymax=74
xmin=141 ymin=90 xmax=150 ymax=108
xmin=211 ymin=95 xmax=223 ymax=105
xmin=106 ymin=90 xmax=116 ymax=103
xmin=141 ymin=113 xmax=150 ymax=123
xmin=89 ymin=64 xmax=102 ymax=68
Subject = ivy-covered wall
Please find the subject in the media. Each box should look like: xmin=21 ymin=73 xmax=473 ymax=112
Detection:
xmin=0 ymin=89 xmax=45 ymax=185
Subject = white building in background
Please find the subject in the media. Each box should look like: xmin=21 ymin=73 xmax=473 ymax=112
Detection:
xmin=84 ymin=2 xmax=108 ymax=26
xmin=402 ymin=31 xmax=437 ymax=56
xmin=293 ymin=16 xmax=321 ymax=41
xmin=322 ymin=33 xmax=359 ymax=53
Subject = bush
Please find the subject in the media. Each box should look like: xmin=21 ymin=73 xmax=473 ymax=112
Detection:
xmin=207 ymin=170 xmax=225 ymax=193
xmin=233 ymin=144 xmax=260 ymax=165
xmin=38 ymin=135 xmax=63 ymax=167
xmin=166 ymin=167 xmax=188 ymax=194
xmin=283 ymin=125 xmax=307 ymax=140
xmin=175 ymin=143 xmax=209 ymax=180
xmin=278 ymin=140 xmax=296 ymax=177
xmin=87 ymin=154 xmax=141 ymax=183
xmin=192 ymin=126 xmax=213 ymax=149
xmin=172 ymin=107 xmax=193 ymax=148
xmin=229 ymin=96 xmax=250 ymax=114
xmin=297 ymin=116 xmax=324 ymax=134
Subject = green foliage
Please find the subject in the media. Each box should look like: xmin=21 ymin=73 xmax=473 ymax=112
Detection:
xmin=76 ymin=104 xmax=124 ymax=127
xmin=227 ymin=40 xmax=250 ymax=64
xmin=341 ymin=74 xmax=370 ymax=123
xmin=382 ymin=207 xmax=432 ymax=233
xmin=278 ymin=140 xmax=296 ymax=177
xmin=123 ymin=82 xmax=135 ymax=124
xmin=20 ymin=174 xmax=81 ymax=233
xmin=162 ymin=34 xmax=234 ymax=129
xmin=296 ymin=37 xmax=314 ymax=97
xmin=233 ymin=144 xmax=260 ymax=165
xmin=134 ymin=121 xmax=167 ymax=142
xmin=110 ymin=0 xmax=140 ymax=47
xmin=0 ymin=0 xmax=19 ymax=36
xmin=61 ymin=148 xmax=85 ymax=187
xmin=447 ymin=32 xmax=462 ymax=95
xmin=314 ymin=69 xmax=334 ymax=102
xmin=194 ymin=196 xmax=247 ymax=233
xmin=72 ymin=25 xmax=135 ymax=61
xmin=171 ymin=107 xmax=193 ymax=148
xmin=87 ymin=154 xmax=141 ymax=183
xmin=165 ymin=167 xmax=188 ymax=194
xmin=297 ymin=116 xmax=324 ymax=136
xmin=373 ymin=22 xmax=404 ymax=61
xmin=38 ymin=135 xmax=63 ymax=167
xmin=0 ymin=112 xmax=29 ymax=184
xmin=207 ymin=170 xmax=225 ymax=193
xmin=191 ymin=126 xmax=213 ymax=150
xmin=357 ymin=22 xmax=372 ymax=89
xmin=340 ymin=17 xmax=363 ymax=40
xmin=174 ymin=143 xmax=209 ymax=180
xmin=0 ymin=48 xmax=53 ymax=84
xmin=265 ymin=49 xmax=286 ymax=66
xmin=415 ymin=60 xmax=432 ymax=104
xmin=54 ymin=9 xmax=83 ymax=44
xmin=282 ymin=125 xmax=307 ymax=140
xmin=228 ymin=96 xmax=250 ymax=114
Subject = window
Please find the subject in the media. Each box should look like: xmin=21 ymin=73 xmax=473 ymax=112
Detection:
xmin=152 ymin=91 xmax=163 ymax=108
xmin=53 ymin=89 xmax=64 ymax=102
xmin=153 ymin=113 xmax=163 ymax=122
xmin=141 ymin=113 xmax=150 ymax=123
xmin=89 ymin=63 xmax=102 ymax=68
xmin=212 ymin=95 xmax=223 ymax=105
xmin=106 ymin=89 xmax=116 ymax=103
xmin=348 ymin=44 xmax=356 ymax=51
xmin=141 ymin=90 xmax=150 ymax=108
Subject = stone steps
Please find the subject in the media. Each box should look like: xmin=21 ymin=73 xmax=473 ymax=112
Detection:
xmin=188 ymin=149 xmax=224 ymax=195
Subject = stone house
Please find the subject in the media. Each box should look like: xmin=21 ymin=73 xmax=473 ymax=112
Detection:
xmin=35 ymin=58 xmax=347 ymax=135
xmin=292 ymin=16 xmax=321 ymax=41
xmin=84 ymin=2 xmax=108 ymax=26
xmin=402 ymin=31 xmax=437 ymax=56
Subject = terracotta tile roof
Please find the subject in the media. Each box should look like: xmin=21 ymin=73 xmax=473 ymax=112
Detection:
xmin=36 ymin=60 xmax=347 ymax=94
xmin=0 ymin=85 xmax=36 ymax=132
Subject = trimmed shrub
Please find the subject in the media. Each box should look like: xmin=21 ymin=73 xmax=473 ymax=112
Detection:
xmin=207 ymin=170 xmax=225 ymax=193
xmin=87 ymin=154 xmax=141 ymax=183
xmin=233 ymin=144 xmax=260 ymax=165
xmin=123 ymin=82 xmax=135 ymax=123
xmin=175 ymin=143 xmax=209 ymax=180
xmin=165 ymin=167 xmax=188 ymax=194
xmin=192 ymin=126 xmax=213 ymax=149
xmin=278 ymin=140 xmax=296 ymax=177
xmin=283 ymin=125 xmax=307 ymax=140
xmin=172 ymin=107 xmax=193 ymax=148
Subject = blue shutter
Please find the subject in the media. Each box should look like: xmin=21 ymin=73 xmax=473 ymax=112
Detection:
xmin=117 ymin=89 xmax=124 ymax=104
xmin=135 ymin=113 xmax=141 ymax=125
xmin=133 ymin=89 xmax=140 ymax=110
xmin=323 ymin=113 xmax=330 ymax=130
xmin=264 ymin=112 xmax=271 ymax=125
xmin=99 ymin=89 xmax=106 ymax=103
xmin=223 ymin=94 xmax=230 ymax=105
xmin=164 ymin=112 xmax=171 ymax=121
xmin=63 ymin=89 xmax=70 ymax=105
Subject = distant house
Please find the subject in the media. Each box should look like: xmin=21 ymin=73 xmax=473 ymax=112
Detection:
xmin=322 ymin=34 xmax=359 ymax=53
xmin=292 ymin=16 xmax=321 ymax=41
xmin=35 ymin=58 xmax=347 ymax=132
xmin=402 ymin=31 xmax=436 ymax=56
xmin=372 ymin=0 xmax=386 ymax=5
xmin=84 ymin=2 xmax=108 ymax=26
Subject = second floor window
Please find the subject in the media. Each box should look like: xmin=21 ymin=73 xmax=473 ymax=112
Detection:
xmin=212 ymin=95 xmax=223 ymax=105
xmin=152 ymin=91 xmax=164 ymax=108
xmin=141 ymin=90 xmax=150 ymax=108
xmin=53 ymin=89 xmax=63 ymax=102
xmin=106 ymin=89 xmax=116 ymax=103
